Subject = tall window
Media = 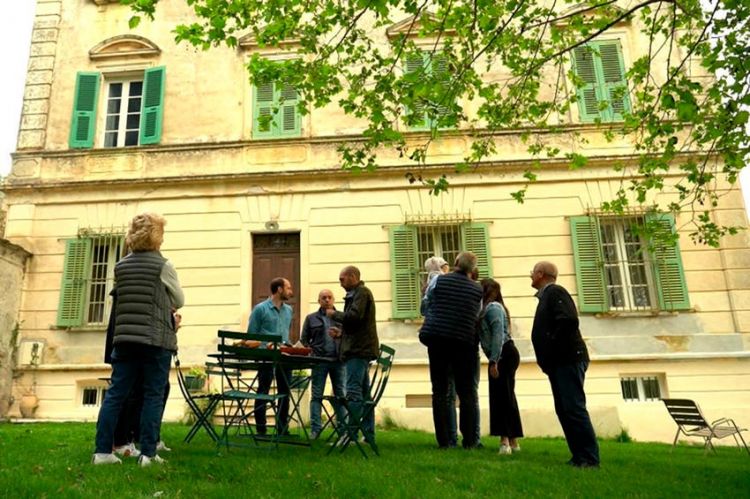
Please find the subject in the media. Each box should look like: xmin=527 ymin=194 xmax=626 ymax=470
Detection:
xmin=69 ymin=67 xmax=165 ymax=149
xmin=570 ymin=214 xmax=689 ymax=313
xmin=103 ymin=80 xmax=143 ymax=147
xmin=600 ymin=217 xmax=655 ymax=310
xmin=403 ymin=51 xmax=453 ymax=129
xmin=57 ymin=232 xmax=126 ymax=328
xmin=389 ymin=220 xmax=491 ymax=319
xmin=252 ymin=80 xmax=301 ymax=138
xmin=572 ymin=40 xmax=631 ymax=122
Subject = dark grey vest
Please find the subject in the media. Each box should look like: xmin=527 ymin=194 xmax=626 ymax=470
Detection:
xmin=113 ymin=251 xmax=177 ymax=351
xmin=419 ymin=272 xmax=483 ymax=346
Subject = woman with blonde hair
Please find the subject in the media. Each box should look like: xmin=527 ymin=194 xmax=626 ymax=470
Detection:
xmin=479 ymin=278 xmax=523 ymax=455
xmin=93 ymin=212 xmax=184 ymax=467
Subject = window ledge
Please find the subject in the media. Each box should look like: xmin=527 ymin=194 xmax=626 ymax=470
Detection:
xmin=592 ymin=309 xmax=695 ymax=318
xmin=50 ymin=325 xmax=106 ymax=333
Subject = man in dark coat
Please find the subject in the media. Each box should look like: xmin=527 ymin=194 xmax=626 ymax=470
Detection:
xmin=530 ymin=261 xmax=599 ymax=468
xmin=327 ymin=265 xmax=379 ymax=442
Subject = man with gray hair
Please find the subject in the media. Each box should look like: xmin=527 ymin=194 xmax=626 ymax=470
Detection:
xmin=530 ymin=261 xmax=599 ymax=468
xmin=419 ymin=251 xmax=483 ymax=449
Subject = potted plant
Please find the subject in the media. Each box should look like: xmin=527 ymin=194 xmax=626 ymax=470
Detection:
xmin=19 ymin=343 xmax=40 ymax=418
xmin=184 ymin=366 xmax=207 ymax=391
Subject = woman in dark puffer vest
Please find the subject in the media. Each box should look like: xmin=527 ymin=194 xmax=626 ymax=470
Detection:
xmin=92 ymin=212 xmax=184 ymax=466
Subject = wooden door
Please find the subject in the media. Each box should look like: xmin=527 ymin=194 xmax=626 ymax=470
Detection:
xmin=252 ymin=233 xmax=301 ymax=343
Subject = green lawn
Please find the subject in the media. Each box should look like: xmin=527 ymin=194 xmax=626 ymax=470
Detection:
xmin=0 ymin=423 xmax=747 ymax=498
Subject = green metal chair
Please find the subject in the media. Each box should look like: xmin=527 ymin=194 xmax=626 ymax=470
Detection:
xmin=326 ymin=344 xmax=396 ymax=458
xmin=215 ymin=330 xmax=288 ymax=450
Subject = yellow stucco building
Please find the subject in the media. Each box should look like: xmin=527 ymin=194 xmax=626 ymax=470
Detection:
xmin=2 ymin=0 xmax=749 ymax=444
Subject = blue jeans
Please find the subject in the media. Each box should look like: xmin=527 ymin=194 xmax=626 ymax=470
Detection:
xmin=95 ymin=343 xmax=172 ymax=457
xmin=548 ymin=361 xmax=600 ymax=465
xmin=309 ymin=362 xmax=346 ymax=435
xmin=345 ymin=357 xmax=374 ymax=440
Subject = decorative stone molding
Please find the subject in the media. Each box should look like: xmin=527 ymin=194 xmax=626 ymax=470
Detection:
xmin=89 ymin=34 xmax=161 ymax=61
xmin=16 ymin=0 xmax=61 ymax=152
xmin=386 ymin=13 xmax=456 ymax=40
xmin=238 ymin=32 xmax=300 ymax=51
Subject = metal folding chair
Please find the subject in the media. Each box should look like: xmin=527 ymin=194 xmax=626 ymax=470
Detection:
xmin=326 ymin=344 xmax=395 ymax=458
xmin=662 ymin=398 xmax=749 ymax=455
xmin=176 ymin=356 xmax=222 ymax=444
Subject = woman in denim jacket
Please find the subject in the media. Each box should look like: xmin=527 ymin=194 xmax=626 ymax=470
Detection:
xmin=478 ymin=278 xmax=523 ymax=455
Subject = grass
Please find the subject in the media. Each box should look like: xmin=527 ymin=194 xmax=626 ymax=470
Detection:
xmin=0 ymin=423 xmax=748 ymax=498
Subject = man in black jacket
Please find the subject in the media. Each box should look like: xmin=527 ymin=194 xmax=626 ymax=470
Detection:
xmin=531 ymin=261 xmax=599 ymax=468
xmin=327 ymin=266 xmax=379 ymax=442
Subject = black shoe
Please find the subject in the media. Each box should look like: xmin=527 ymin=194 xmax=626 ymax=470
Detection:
xmin=569 ymin=460 xmax=600 ymax=469
xmin=463 ymin=442 xmax=484 ymax=450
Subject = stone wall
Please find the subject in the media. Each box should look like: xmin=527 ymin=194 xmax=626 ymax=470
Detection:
xmin=0 ymin=239 xmax=31 ymax=417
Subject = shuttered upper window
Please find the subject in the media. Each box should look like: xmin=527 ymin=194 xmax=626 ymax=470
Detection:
xmin=252 ymin=80 xmax=301 ymax=138
xmin=68 ymin=67 xmax=166 ymax=149
xmin=57 ymin=232 xmax=126 ymax=328
xmin=570 ymin=214 xmax=689 ymax=313
xmin=572 ymin=40 xmax=631 ymax=122
xmin=403 ymin=51 xmax=453 ymax=130
xmin=389 ymin=222 xmax=492 ymax=319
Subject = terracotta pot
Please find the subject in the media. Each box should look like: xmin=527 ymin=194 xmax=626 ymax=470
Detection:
xmin=19 ymin=394 xmax=38 ymax=419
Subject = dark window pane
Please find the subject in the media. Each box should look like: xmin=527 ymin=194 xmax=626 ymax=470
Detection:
xmin=125 ymin=131 xmax=139 ymax=146
xmin=620 ymin=378 xmax=638 ymax=401
xmin=104 ymin=132 xmax=118 ymax=148
xmin=642 ymin=377 xmax=661 ymax=400
xmin=108 ymin=83 xmax=122 ymax=98
xmin=82 ymin=388 xmax=98 ymax=406
xmin=129 ymin=81 xmax=143 ymax=96
xmin=128 ymin=97 xmax=142 ymax=113
xmin=105 ymin=115 xmax=119 ymax=132
xmin=126 ymin=113 xmax=140 ymax=129
xmin=107 ymin=98 xmax=121 ymax=114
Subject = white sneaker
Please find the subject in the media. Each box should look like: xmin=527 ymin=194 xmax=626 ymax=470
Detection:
xmin=511 ymin=445 xmax=521 ymax=453
xmin=92 ymin=453 xmax=122 ymax=465
xmin=114 ymin=443 xmax=141 ymax=458
xmin=156 ymin=440 xmax=171 ymax=452
xmin=498 ymin=444 xmax=512 ymax=455
xmin=138 ymin=454 xmax=166 ymax=467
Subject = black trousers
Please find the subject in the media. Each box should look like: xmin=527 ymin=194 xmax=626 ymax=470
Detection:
xmin=427 ymin=338 xmax=480 ymax=448
xmin=548 ymin=361 xmax=600 ymax=465
xmin=488 ymin=340 xmax=523 ymax=438
xmin=255 ymin=365 xmax=292 ymax=434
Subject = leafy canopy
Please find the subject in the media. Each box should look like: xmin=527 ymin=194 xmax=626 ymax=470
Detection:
xmin=124 ymin=0 xmax=749 ymax=246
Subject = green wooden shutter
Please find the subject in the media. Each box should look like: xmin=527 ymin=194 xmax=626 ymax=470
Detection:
xmin=405 ymin=52 xmax=428 ymax=128
xmin=572 ymin=46 xmax=601 ymax=123
xmin=598 ymin=41 xmax=630 ymax=120
xmin=570 ymin=216 xmax=608 ymax=313
xmin=389 ymin=225 xmax=420 ymax=319
xmin=253 ymin=81 xmax=276 ymax=138
xmin=431 ymin=53 xmax=451 ymax=126
xmin=647 ymin=213 xmax=690 ymax=311
xmin=57 ymin=238 xmax=92 ymax=327
xmin=139 ymin=66 xmax=166 ymax=145
xmin=68 ymin=72 xmax=100 ymax=149
xmin=279 ymin=83 xmax=300 ymax=136
xmin=461 ymin=223 xmax=493 ymax=279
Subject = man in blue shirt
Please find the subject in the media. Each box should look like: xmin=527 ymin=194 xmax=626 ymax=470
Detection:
xmin=247 ymin=277 xmax=294 ymax=435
